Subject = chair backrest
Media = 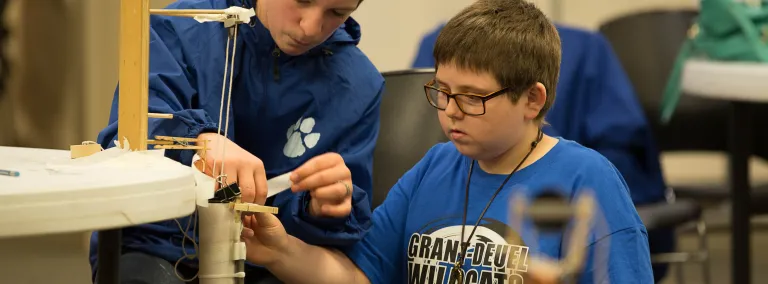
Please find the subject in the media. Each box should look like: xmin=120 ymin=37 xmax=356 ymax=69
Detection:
xmin=372 ymin=69 xmax=447 ymax=208
xmin=598 ymin=9 xmax=730 ymax=152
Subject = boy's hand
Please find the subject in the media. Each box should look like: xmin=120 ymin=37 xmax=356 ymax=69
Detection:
xmin=289 ymin=153 xmax=353 ymax=218
xmin=195 ymin=133 xmax=268 ymax=205
xmin=242 ymin=212 xmax=290 ymax=266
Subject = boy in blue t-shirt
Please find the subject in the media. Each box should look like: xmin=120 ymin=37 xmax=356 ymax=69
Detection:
xmin=240 ymin=0 xmax=654 ymax=283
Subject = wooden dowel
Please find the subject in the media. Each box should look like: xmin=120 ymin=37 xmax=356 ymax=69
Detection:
xmin=231 ymin=203 xmax=280 ymax=214
xmin=154 ymin=135 xmax=202 ymax=142
xmin=154 ymin=145 xmax=205 ymax=150
xmin=150 ymin=9 xmax=226 ymax=15
xmin=151 ymin=13 xmax=207 ymax=19
xmin=148 ymin=113 xmax=173 ymax=119
xmin=146 ymin=139 xmax=174 ymax=145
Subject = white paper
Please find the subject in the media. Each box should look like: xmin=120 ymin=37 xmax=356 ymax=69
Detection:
xmin=193 ymin=6 xmax=255 ymax=24
xmin=266 ymin=172 xmax=293 ymax=198
xmin=191 ymin=154 xmax=215 ymax=207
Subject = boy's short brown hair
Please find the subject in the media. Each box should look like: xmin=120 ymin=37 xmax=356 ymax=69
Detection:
xmin=433 ymin=0 xmax=561 ymax=120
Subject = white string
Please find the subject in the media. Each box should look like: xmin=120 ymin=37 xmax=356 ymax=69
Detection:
xmin=173 ymin=21 xmax=241 ymax=283
xmin=211 ymin=22 xmax=233 ymax=187
xmin=173 ymin=211 xmax=199 ymax=282
xmin=220 ymin=24 xmax=238 ymax=183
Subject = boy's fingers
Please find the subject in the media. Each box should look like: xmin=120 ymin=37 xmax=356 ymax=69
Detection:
xmin=241 ymin=227 xmax=255 ymax=238
xmin=318 ymin=202 xmax=352 ymax=218
xmin=253 ymin=163 xmax=268 ymax=205
xmin=253 ymin=212 xmax=281 ymax=229
xmin=238 ymin=167 xmax=256 ymax=203
xmin=291 ymin=167 xmax=350 ymax=192
xmin=310 ymin=181 xmax=349 ymax=203
xmin=290 ymin=153 xmax=344 ymax=183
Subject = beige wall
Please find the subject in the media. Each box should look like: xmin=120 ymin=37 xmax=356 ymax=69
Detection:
xmin=81 ymin=0 xmax=175 ymax=142
xmin=1 ymin=0 xmax=700 ymax=149
xmin=354 ymin=0 xmax=699 ymax=72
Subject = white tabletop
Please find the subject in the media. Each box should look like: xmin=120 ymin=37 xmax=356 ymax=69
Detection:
xmin=681 ymin=58 xmax=768 ymax=103
xmin=0 ymin=146 xmax=198 ymax=238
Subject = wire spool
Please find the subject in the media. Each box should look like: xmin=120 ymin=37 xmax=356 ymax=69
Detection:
xmin=526 ymin=189 xmax=574 ymax=233
xmin=507 ymin=187 xmax=598 ymax=283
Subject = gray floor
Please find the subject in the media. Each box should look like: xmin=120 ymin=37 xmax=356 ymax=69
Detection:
xmin=658 ymin=202 xmax=768 ymax=284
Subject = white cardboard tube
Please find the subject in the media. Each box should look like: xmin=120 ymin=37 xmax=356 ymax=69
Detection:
xmin=198 ymin=203 xmax=239 ymax=283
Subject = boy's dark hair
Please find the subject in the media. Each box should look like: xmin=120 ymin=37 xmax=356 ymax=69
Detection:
xmin=433 ymin=0 xmax=560 ymax=121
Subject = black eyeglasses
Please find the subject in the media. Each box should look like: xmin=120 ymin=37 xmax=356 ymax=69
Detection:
xmin=424 ymin=79 xmax=509 ymax=116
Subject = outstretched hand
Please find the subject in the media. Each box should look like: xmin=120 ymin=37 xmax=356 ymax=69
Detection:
xmin=194 ymin=132 xmax=268 ymax=205
xmin=242 ymin=212 xmax=290 ymax=266
xmin=289 ymin=153 xmax=353 ymax=218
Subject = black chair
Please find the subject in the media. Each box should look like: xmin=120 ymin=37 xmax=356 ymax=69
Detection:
xmin=596 ymin=9 xmax=768 ymax=283
xmin=372 ymin=69 xmax=446 ymax=207
xmin=599 ymin=9 xmax=768 ymax=212
xmin=636 ymin=199 xmax=710 ymax=284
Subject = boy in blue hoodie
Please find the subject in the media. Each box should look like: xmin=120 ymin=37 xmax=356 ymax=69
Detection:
xmin=90 ymin=0 xmax=382 ymax=282
xmin=240 ymin=0 xmax=654 ymax=283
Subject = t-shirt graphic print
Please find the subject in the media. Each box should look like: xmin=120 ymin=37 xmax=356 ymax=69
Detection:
xmin=407 ymin=217 xmax=529 ymax=284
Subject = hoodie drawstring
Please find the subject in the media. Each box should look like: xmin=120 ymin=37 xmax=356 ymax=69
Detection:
xmin=272 ymin=46 xmax=281 ymax=82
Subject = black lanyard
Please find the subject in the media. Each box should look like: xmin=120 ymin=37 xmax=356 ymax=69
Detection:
xmin=450 ymin=128 xmax=543 ymax=283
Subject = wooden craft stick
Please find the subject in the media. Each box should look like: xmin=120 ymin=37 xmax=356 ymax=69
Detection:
xmin=148 ymin=113 xmax=173 ymax=119
xmin=154 ymin=135 xmax=200 ymax=142
xmin=146 ymin=139 xmax=174 ymax=145
xmin=155 ymin=14 xmax=205 ymax=19
xmin=231 ymin=203 xmax=280 ymax=214
xmin=153 ymin=145 xmax=205 ymax=150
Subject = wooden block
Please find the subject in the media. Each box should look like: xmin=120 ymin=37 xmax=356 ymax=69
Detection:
xmin=70 ymin=144 xmax=102 ymax=159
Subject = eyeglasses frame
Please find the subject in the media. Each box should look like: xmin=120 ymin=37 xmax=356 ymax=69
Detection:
xmin=423 ymin=79 xmax=510 ymax=116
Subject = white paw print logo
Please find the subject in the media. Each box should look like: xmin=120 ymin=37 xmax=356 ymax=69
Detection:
xmin=283 ymin=117 xmax=321 ymax=158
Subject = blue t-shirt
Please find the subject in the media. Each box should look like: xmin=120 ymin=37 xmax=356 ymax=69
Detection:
xmin=346 ymin=138 xmax=653 ymax=283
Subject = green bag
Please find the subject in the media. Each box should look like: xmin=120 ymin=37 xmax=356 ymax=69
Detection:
xmin=660 ymin=0 xmax=768 ymax=123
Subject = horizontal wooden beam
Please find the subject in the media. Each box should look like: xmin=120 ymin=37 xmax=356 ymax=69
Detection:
xmin=146 ymin=139 xmax=174 ymax=145
xmin=148 ymin=113 xmax=173 ymax=119
xmin=153 ymin=145 xmax=205 ymax=150
xmin=154 ymin=135 xmax=202 ymax=142
xmin=149 ymin=9 xmax=226 ymax=15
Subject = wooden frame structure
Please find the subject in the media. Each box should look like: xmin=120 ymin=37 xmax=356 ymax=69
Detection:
xmin=80 ymin=1 xmax=277 ymax=283
xmin=117 ymin=0 xmax=208 ymax=153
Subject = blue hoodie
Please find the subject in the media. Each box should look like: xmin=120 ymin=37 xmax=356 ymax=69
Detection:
xmin=89 ymin=0 xmax=382 ymax=275
xmin=412 ymin=23 xmax=672 ymax=281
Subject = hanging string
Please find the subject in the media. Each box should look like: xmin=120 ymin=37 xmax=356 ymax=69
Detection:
xmin=219 ymin=23 xmax=238 ymax=186
xmin=212 ymin=21 xmax=235 ymax=188
xmin=173 ymin=211 xmax=199 ymax=282
xmin=172 ymin=19 xmax=240 ymax=283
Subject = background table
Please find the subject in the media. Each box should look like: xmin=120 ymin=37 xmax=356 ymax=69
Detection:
xmin=681 ymin=58 xmax=768 ymax=284
xmin=0 ymin=146 xmax=198 ymax=284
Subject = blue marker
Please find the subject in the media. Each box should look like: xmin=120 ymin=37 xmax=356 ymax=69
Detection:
xmin=0 ymin=169 xmax=20 ymax=177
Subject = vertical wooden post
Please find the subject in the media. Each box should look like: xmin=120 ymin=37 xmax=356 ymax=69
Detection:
xmin=117 ymin=0 xmax=150 ymax=151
